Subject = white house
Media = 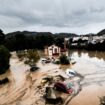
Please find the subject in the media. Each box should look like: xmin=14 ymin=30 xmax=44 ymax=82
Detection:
xmin=45 ymin=45 xmax=68 ymax=58
xmin=88 ymin=35 xmax=105 ymax=44
xmin=72 ymin=37 xmax=80 ymax=42
xmin=45 ymin=45 xmax=61 ymax=57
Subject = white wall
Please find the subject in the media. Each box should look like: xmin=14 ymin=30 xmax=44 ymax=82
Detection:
xmin=47 ymin=45 xmax=60 ymax=56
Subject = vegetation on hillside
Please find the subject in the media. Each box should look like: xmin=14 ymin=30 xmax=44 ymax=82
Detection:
xmin=0 ymin=28 xmax=105 ymax=51
xmin=5 ymin=33 xmax=55 ymax=51
xmin=97 ymin=29 xmax=105 ymax=36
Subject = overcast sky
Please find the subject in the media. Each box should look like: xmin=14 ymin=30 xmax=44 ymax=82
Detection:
xmin=0 ymin=0 xmax=105 ymax=34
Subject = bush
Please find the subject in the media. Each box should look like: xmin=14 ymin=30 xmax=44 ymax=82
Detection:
xmin=54 ymin=60 xmax=60 ymax=64
xmin=16 ymin=49 xmax=40 ymax=65
xmin=59 ymin=54 xmax=69 ymax=65
xmin=0 ymin=78 xmax=9 ymax=85
xmin=16 ymin=51 xmax=26 ymax=60
xmin=27 ymin=49 xmax=40 ymax=63
xmin=0 ymin=45 xmax=11 ymax=74
xmin=24 ymin=60 xmax=30 ymax=64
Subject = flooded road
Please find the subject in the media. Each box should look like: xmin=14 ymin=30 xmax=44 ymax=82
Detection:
xmin=0 ymin=51 xmax=105 ymax=105
xmin=0 ymin=54 xmax=31 ymax=105
xmin=68 ymin=50 xmax=105 ymax=105
xmin=0 ymin=53 xmax=62 ymax=105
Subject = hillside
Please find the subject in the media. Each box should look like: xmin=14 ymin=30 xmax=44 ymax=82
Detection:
xmin=5 ymin=31 xmax=78 ymax=39
xmin=97 ymin=29 xmax=105 ymax=36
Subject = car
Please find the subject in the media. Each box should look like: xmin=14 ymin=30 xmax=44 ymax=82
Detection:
xmin=30 ymin=66 xmax=39 ymax=72
xmin=66 ymin=69 xmax=76 ymax=77
xmin=41 ymin=58 xmax=51 ymax=63
xmin=44 ymin=60 xmax=51 ymax=63
xmin=54 ymin=82 xmax=73 ymax=94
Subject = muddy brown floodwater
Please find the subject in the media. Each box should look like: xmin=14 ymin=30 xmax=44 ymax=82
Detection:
xmin=68 ymin=50 xmax=105 ymax=105
xmin=0 ymin=50 xmax=105 ymax=105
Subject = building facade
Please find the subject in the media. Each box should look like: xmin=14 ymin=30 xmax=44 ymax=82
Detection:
xmin=45 ymin=45 xmax=61 ymax=57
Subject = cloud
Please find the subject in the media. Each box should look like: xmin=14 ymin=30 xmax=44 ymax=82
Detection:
xmin=0 ymin=0 xmax=105 ymax=34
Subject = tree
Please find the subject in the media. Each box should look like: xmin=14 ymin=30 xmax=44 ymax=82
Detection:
xmin=14 ymin=34 xmax=27 ymax=50
xmin=55 ymin=37 xmax=64 ymax=48
xmin=0 ymin=29 xmax=5 ymax=45
xmin=35 ymin=33 xmax=54 ymax=49
xmin=0 ymin=45 xmax=11 ymax=74
xmin=27 ymin=49 xmax=40 ymax=63
xmin=59 ymin=54 xmax=69 ymax=65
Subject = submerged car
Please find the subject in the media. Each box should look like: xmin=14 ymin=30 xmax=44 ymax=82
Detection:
xmin=54 ymin=82 xmax=73 ymax=94
xmin=66 ymin=69 xmax=76 ymax=77
xmin=30 ymin=66 xmax=39 ymax=72
xmin=41 ymin=58 xmax=51 ymax=63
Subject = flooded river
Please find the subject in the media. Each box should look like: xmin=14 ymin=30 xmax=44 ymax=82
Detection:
xmin=0 ymin=50 xmax=105 ymax=105
xmin=68 ymin=50 xmax=105 ymax=105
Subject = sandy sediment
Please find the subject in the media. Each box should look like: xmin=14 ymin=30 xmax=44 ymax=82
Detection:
xmin=70 ymin=84 xmax=105 ymax=105
xmin=0 ymin=53 xmax=105 ymax=105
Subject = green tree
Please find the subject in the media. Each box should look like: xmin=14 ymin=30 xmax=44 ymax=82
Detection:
xmin=59 ymin=54 xmax=69 ymax=65
xmin=55 ymin=37 xmax=64 ymax=48
xmin=0 ymin=45 xmax=11 ymax=74
xmin=35 ymin=33 xmax=54 ymax=49
xmin=0 ymin=29 xmax=5 ymax=45
xmin=14 ymin=34 xmax=27 ymax=50
xmin=27 ymin=49 xmax=40 ymax=63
